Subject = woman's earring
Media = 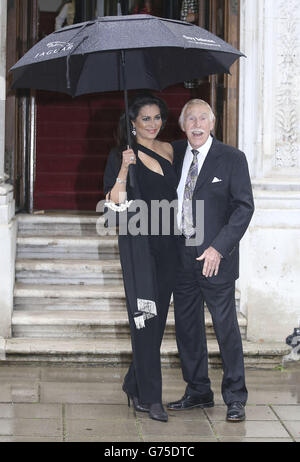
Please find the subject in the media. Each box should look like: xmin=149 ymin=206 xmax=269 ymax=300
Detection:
xmin=132 ymin=127 xmax=137 ymax=136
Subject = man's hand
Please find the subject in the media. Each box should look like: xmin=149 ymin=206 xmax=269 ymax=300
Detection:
xmin=196 ymin=246 xmax=222 ymax=277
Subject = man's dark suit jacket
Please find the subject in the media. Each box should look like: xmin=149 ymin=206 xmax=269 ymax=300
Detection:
xmin=173 ymin=137 xmax=255 ymax=285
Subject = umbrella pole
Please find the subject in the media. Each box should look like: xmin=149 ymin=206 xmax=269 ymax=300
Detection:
xmin=123 ymin=87 xmax=131 ymax=148
xmin=121 ymin=50 xmax=134 ymax=187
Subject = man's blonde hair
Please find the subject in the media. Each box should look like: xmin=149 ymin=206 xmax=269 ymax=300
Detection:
xmin=179 ymin=99 xmax=216 ymax=130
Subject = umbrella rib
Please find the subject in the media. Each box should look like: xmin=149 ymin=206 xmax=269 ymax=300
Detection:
xmin=159 ymin=19 xmax=188 ymax=49
xmin=66 ymin=36 xmax=89 ymax=90
xmin=61 ymin=22 xmax=91 ymax=92
xmin=54 ymin=20 xmax=96 ymax=36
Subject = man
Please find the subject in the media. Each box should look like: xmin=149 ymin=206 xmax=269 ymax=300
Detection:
xmin=55 ymin=1 xmax=75 ymax=30
xmin=168 ymin=99 xmax=254 ymax=422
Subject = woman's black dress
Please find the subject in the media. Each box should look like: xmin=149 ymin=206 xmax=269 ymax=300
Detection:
xmin=103 ymin=143 xmax=178 ymax=405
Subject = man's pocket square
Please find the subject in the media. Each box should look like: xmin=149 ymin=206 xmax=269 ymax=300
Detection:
xmin=212 ymin=177 xmax=222 ymax=183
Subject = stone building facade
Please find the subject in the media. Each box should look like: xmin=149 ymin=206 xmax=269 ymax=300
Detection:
xmin=238 ymin=0 xmax=300 ymax=342
xmin=0 ymin=0 xmax=299 ymax=353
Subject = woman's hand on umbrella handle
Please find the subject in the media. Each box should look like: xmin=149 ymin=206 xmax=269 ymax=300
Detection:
xmin=122 ymin=148 xmax=136 ymax=170
xmin=108 ymin=149 xmax=135 ymax=204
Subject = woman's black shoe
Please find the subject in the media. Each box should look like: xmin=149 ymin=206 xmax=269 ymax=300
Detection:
xmin=149 ymin=403 xmax=168 ymax=422
xmin=124 ymin=391 xmax=149 ymax=413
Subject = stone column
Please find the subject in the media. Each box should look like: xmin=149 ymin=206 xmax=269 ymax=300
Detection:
xmin=0 ymin=0 xmax=17 ymax=339
xmin=97 ymin=0 xmax=105 ymax=17
xmin=239 ymin=0 xmax=300 ymax=342
xmin=0 ymin=0 xmax=7 ymax=184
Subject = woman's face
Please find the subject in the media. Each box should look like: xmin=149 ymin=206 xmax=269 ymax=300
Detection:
xmin=132 ymin=104 xmax=162 ymax=142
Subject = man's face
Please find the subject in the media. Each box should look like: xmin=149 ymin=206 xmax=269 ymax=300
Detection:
xmin=182 ymin=103 xmax=215 ymax=149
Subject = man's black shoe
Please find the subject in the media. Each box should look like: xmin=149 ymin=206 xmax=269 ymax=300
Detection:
xmin=226 ymin=402 xmax=246 ymax=422
xmin=167 ymin=393 xmax=214 ymax=410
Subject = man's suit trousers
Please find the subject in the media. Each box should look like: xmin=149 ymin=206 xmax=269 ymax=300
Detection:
xmin=173 ymin=236 xmax=248 ymax=406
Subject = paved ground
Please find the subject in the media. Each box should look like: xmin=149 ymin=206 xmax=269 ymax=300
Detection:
xmin=0 ymin=363 xmax=299 ymax=442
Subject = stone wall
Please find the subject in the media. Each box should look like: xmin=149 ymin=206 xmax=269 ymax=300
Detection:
xmin=0 ymin=0 xmax=17 ymax=339
xmin=239 ymin=0 xmax=300 ymax=342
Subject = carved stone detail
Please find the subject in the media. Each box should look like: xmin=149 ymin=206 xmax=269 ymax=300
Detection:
xmin=275 ymin=0 xmax=300 ymax=168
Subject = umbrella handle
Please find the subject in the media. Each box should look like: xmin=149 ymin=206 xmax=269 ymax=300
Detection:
xmin=124 ymin=88 xmax=134 ymax=188
xmin=128 ymin=165 xmax=134 ymax=188
xmin=126 ymin=144 xmax=134 ymax=189
xmin=125 ymin=93 xmax=134 ymax=189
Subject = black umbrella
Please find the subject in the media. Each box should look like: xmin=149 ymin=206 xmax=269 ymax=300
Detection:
xmin=10 ymin=14 xmax=244 ymax=184
xmin=11 ymin=14 xmax=244 ymax=136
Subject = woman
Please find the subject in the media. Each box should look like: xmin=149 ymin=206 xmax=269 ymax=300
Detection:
xmin=103 ymin=94 xmax=178 ymax=422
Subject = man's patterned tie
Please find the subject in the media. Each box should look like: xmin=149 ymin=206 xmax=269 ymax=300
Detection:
xmin=182 ymin=149 xmax=199 ymax=238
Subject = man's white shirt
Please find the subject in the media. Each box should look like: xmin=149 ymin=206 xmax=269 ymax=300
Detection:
xmin=177 ymin=135 xmax=213 ymax=230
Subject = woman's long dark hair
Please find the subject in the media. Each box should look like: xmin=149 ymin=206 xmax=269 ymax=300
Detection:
xmin=116 ymin=92 xmax=168 ymax=154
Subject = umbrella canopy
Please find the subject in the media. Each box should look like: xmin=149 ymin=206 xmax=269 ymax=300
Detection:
xmin=11 ymin=14 xmax=244 ymax=97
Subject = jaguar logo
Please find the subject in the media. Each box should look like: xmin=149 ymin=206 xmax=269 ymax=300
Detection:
xmin=34 ymin=41 xmax=74 ymax=59
xmin=47 ymin=41 xmax=73 ymax=48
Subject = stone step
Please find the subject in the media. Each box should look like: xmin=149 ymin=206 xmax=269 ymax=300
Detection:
xmin=17 ymin=213 xmax=109 ymax=236
xmin=16 ymin=235 xmax=119 ymax=260
xmin=15 ymin=259 xmax=123 ymax=285
xmin=13 ymin=283 xmax=241 ymax=312
xmin=11 ymin=310 xmax=247 ymax=340
xmin=14 ymin=283 xmax=126 ymax=311
xmin=11 ymin=310 xmax=174 ymax=339
xmin=3 ymin=337 xmax=290 ymax=369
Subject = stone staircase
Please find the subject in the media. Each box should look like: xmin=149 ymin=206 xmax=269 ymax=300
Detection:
xmin=6 ymin=213 xmax=289 ymax=366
